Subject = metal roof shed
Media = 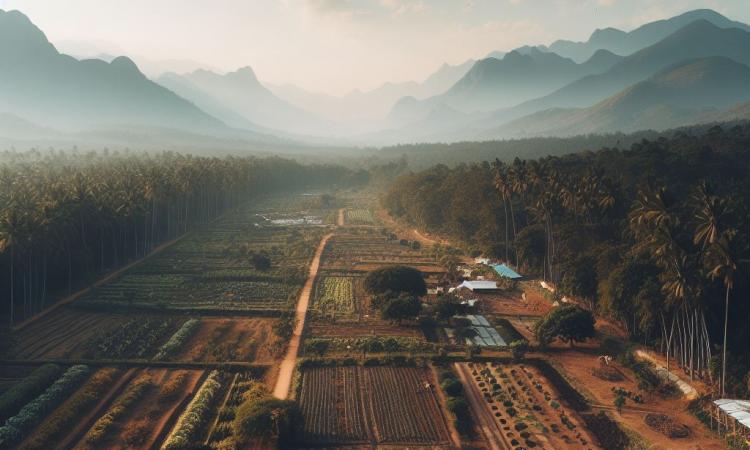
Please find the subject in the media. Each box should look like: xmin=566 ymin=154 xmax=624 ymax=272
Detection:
xmin=492 ymin=263 xmax=523 ymax=279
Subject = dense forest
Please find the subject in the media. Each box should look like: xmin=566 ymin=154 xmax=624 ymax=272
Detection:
xmin=0 ymin=150 xmax=366 ymax=324
xmin=376 ymin=122 xmax=750 ymax=169
xmin=384 ymin=124 xmax=750 ymax=398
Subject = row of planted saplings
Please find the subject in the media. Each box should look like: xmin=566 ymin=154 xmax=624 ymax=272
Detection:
xmin=469 ymin=362 xmax=589 ymax=448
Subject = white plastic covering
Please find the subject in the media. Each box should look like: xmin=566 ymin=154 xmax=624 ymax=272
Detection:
xmin=715 ymin=399 xmax=750 ymax=429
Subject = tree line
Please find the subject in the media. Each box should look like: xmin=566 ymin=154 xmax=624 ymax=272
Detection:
xmin=0 ymin=149 xmax=365 ymax=324
xmin=383 ymin=124 xmax=750 ymax=398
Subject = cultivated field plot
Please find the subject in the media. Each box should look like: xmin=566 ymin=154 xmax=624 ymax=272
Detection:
xmin=456 ymin=362 xmax=598 ymax=450
xmin=12 ymin=308 xmax=184 ymax=360
xmin=321 ymin=230 xmax=444 ymax=274
xmin=69 ymin=368 xmax=208 ymax=450
xmin=74 ymin=198 xmax=326 ymax=313
xmin=345 ymin=208 xmax=374 ymax=225
xmin=171 ymin=317 xmax=283 ymax=363
xmin=298 ymin=366 xmax=452 ymax=446
xmin=311 ymin=273 xmax=362 ymax=319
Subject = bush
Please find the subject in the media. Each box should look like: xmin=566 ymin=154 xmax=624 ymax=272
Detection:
xmin=0 ymin=364 xmax=62 ymax=422
xmin=447 ymin=397 xmax=469 ymax=417
xmin=233 ymin=397 xmax=300 ymax=445
xmin=510 ymin=340 xmax=529 ymax=362
xmin=364 ymin=265 xmax=427 ymax=296
xmin=441 ymin=379 xmax=463 ymax=397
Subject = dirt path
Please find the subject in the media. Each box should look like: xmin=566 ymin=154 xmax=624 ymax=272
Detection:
xmin=454 ymin=363 xmax=507 ymax=450
xmin=337 ymin=208 xmax=345 ymax=226
xmin=55 ymin=368 xmax=140 ymax=450
xmin=272 ymin=233 xmax=333 ymax=399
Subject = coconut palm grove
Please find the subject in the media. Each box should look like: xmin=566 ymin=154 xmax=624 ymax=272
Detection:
xmin=2 ymin=2 xmax=750 ymax=449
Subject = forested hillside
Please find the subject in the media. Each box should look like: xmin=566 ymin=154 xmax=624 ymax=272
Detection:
xmin=0 ymin=151 xmax=366 ymax=324
xmin=384 ymin=124 xmax=750 ymax=397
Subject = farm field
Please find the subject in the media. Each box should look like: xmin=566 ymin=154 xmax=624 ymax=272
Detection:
xmin=345 ymin=208 xmax=374 ymax=225
xmin=456 ymin=362 xmax=599 ymax=450
xmin=309 ymin=215 xmax=445 ymax=342
xmin=12 ymin=309 xmax=184 ymax=360
xmin=171 ymin=317 xmax=284 ymax=363
xmin=297 ymin=366 xmax=452 ymax=447
xmin=73 ymin=196 xmax=327 ymax=313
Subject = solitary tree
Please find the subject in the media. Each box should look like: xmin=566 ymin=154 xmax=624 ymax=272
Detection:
xmin=535 ymin=305 xmax=596 ymax=347
xmin=364 ymin=265 xmax=427 ymax=296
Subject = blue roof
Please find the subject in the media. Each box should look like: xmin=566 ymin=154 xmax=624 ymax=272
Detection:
xmin=492 ymin=263 xmax=522 ymax=279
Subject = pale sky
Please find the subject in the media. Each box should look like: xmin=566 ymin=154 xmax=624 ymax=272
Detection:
xmin=2 ymin=0 xmax=749 ymax=95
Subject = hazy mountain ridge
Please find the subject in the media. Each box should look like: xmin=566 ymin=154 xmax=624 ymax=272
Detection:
xmin=546 ymin=9 xmax=750 ymax=62
xmin=266 ymin=59 xmax=475 ymax=126
xmin=482 ymin=57 xmax=750 ymax=138
xmin=0 ymin=9 xmax=228 ymax=134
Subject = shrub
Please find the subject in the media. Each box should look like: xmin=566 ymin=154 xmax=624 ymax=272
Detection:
xmin=0 ymin=364 xmax=62 ymax=422
xmin=447 ymin=397 xmax=469 ymax=417
xmin=305 ymin=339 xmax=330 ymax=357
xmin=441 ymin=379 xmax=463 ymax=397
xmin=510 ymin=340 xmax=529 ymax=362
xmin=233 ymin=396 xmax=300 ymax=445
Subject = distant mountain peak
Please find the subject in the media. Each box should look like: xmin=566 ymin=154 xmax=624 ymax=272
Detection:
xmin=0 ymin=8 xmax=57 ymax=58
xmin=234 ymin=66 xmax=259 ymax=80
xmin=110 ymin=56 xmax=141 ymax=73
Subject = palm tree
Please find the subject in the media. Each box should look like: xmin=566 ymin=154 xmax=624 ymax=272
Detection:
xmin=705 ymin=230 xmax=738 ymax=396
xmin=492 ymin=160 xmax=510 ymax=263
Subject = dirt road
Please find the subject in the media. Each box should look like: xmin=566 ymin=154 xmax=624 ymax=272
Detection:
xmin=272 ymin=233 xmax=333 ymax=399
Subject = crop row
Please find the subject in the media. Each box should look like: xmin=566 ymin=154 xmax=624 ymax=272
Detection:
xmin=0 ymin=364 xmax=62 ymax=423
xmin=0 ymin=365 xmax=90 ymax=447
xmin=81 ymin=373 xmax=154 ymax=447
xmin=298 ymin=367 xmax=450 ymax=445
xmin=161 ymin=370 xmax=223 ymax=450
xmin=153 ymin=319 xmax=202 ymax=360
xmin=206 ymin=374 xmax=263 ymax=448
xmin=346 ymin=209 xmax=374 ymax=224
xmin=19 ymin=368 xmax=121 ymax=450
xmin=83 ymin=317 xmax=176 ymax=359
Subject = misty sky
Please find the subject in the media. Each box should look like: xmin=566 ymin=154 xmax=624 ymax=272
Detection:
xmin=3 ymin=0 xmax=749 ymax=95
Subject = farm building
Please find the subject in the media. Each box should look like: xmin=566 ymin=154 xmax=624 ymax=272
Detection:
xmin=455 ymin=314 xmax=507 ymax=347
xmin=492 ymin=263 xmax=523 ymax=279
xmin=456 ymin=280 xmax=498 ymax=292
xmin=712 ymin=399 xmax=750 ymax=441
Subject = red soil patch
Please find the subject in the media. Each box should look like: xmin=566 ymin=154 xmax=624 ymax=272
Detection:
xmin=548 ymin=351 xmax=724 ymax=449
xmin=174 ymin=317 xmax=283 ymax=363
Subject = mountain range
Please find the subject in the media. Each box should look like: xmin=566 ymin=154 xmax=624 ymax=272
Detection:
xmin=483 ymin=57 xmax=750 ymax=138
xmin=1 ymin=7 xmax=750 ymax=150
xmin=545 ymin=8 xmax=750 ymax=62
xmin=0 ymin=9 xmax=228 ymax=134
